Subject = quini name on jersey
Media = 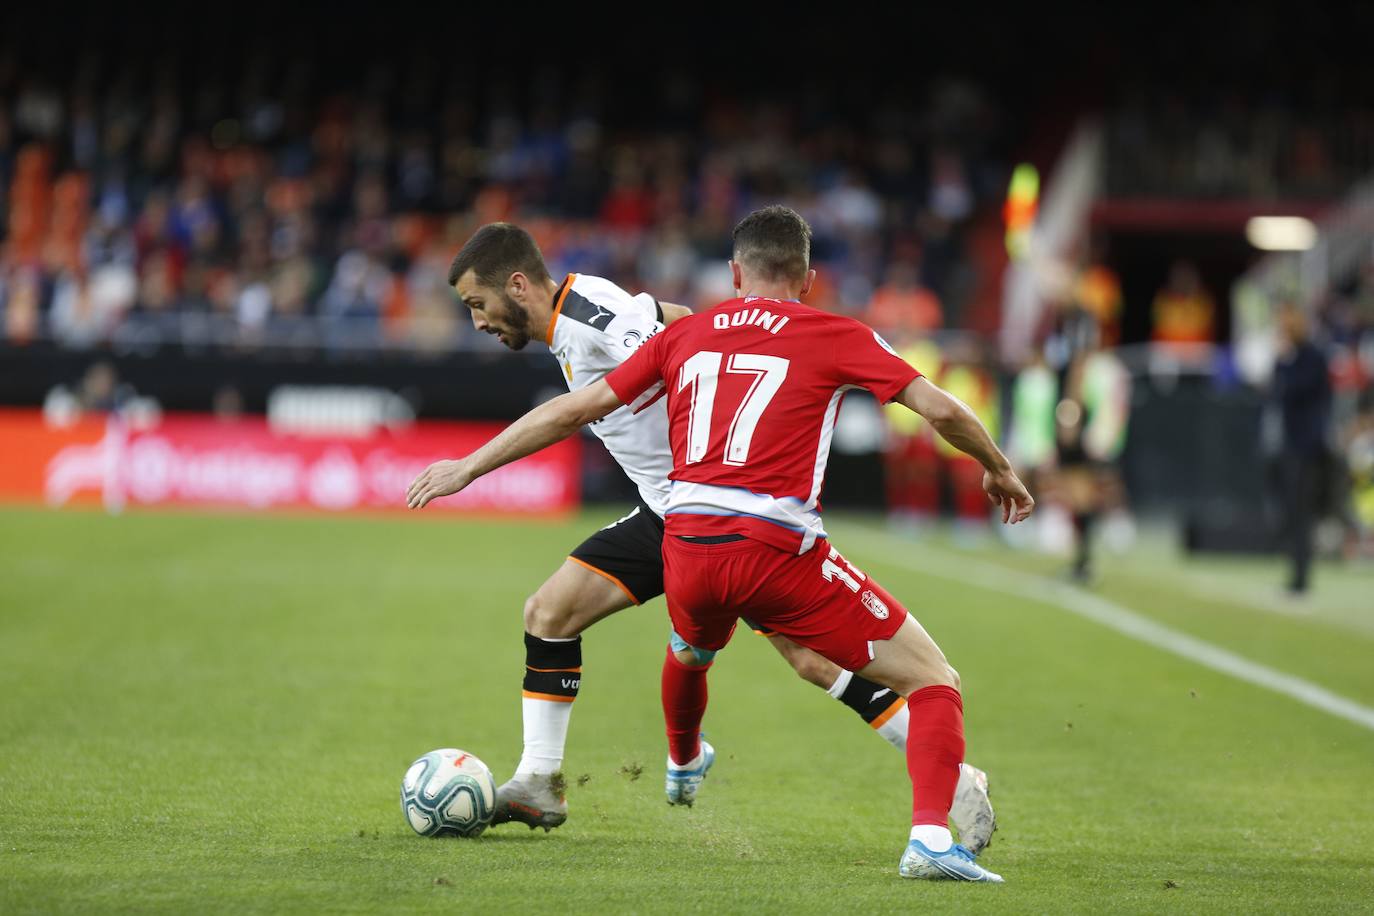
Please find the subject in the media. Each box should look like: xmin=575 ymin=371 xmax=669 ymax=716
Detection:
xmin=711 ymin=305 xmax=791 ymax=335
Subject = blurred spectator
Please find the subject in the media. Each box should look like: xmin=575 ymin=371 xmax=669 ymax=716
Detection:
xmin=1106 ymin=88 xmax=1374 ymax=198
xmin=0 ymin=53 xmax=1005 ymax=355
xmin=1075 ymin=254 xmax=1123 ymax=348
xmin=935 ymin=340 xmax=1000 ymax=533
xmin=864 ymin=262 xmax=942 ymax=335
xmin=77 ymin=360 xmax=118 ymax=411
xmin=1345 ymin=394 xmax=1374 ymax=554
xmin=880 ymin=336 xmax=998 ymax=537
xmin=882 ymin=337 xmax=945 ymax=532
xmin=1053 ymin=344 xmax=1132 ymax=583
xmin=1008 ymin=353 xmax=1058 ymax=476
xmin=1270 ymin=305 xmax=1332 ymax=596
xmin=213 ymin=384 xmax=244 ymax=422
xmin=1151 ymin=260 xmax=1215 ymax=347
xmin=50 ymin=263 xmax=137 ymax=347
xmin=2 ymin=266 xmax=42 ymax=343
xmin=43 ymin=359 xmax=139 ymax=424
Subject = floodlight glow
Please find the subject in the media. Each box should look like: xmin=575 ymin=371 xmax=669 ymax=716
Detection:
xmin=1245 ymin=216 xmax=1317 ymax=251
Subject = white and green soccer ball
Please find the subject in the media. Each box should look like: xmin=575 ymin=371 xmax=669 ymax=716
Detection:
xmin=400 ymin=748 xmax=496 ymax=838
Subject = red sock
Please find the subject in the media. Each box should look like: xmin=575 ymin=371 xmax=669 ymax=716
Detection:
xmin=661 ymin=648 xmax=711 ymax=765
xmin=906 ymin=685 xmax=965 ymax=826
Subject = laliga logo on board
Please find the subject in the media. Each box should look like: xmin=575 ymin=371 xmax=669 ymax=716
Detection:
xmin=306 ymin=448 xmax=364 ymax=510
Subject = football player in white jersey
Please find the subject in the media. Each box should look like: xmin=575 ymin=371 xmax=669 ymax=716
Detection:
xmin=431 ymin=223 xmax=994 ymax=850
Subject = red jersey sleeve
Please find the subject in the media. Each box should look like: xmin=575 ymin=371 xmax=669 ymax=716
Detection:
xmin=830 ymin=318 xmax=922 ymax=403
xmin=604 ymin=326 xmax=668 ymax=412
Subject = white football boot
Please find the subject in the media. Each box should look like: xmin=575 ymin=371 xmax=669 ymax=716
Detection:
xmin=665 ymin=738 xmax=715 ymax=806
xmin=950 ymin=763 xmax=997 ymax=854
xmin=490 ymin=772 xmax=568 ymax=831
xmin=899 ymin=839 xmax=1004 ymax=882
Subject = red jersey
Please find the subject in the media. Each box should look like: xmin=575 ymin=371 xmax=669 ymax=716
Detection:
xmin=604 ymin=297 xmax=921 ymax=554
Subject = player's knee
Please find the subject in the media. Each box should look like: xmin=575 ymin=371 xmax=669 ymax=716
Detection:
xmin=776 ymin=642 xmax=836 ymax=688
xmin=918 ymin=663 xmax=959 ymax=691
xmin=523 ymin=591 xmax=578 ymax=639
xmin=669 ymin=629 xmax=716 ymax=666
xmin=895 ymin=662 xmax=959 ymax=696
xmin=672 ymin=646 xmax=713 ymax=667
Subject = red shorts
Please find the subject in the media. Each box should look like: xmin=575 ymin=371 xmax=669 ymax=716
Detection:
xmin=662 ymin=535 xmax=910 ymax=673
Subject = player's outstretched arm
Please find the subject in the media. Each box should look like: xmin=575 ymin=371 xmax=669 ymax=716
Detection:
xmin=894 ymin=376 xmax=1035 ymax=524
xmin=406 ymin=380 xmax=625 ymax=509
xmin=660 ymin=302 xmax=693 ymax=324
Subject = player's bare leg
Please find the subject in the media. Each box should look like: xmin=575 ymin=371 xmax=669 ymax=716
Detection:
xmin=764 ymin=632 xmax=996 ymax=853
xmin=765 ymin=633 xmax=909 ymax=742
xmin=856 ymin=617 xmax=1003 ymax=882
xmin=492 ymin=560 xmax=633 ymax=831
xmin=525 ymin=559 xmax=639 ymax=639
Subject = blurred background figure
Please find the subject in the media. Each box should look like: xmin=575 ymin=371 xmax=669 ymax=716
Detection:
xmin=1075 ymin=243 xmax=1123 ymax=348
xmin=881 ymin=336 xmax=944 ymax=533
xmin=935 ymin=338 xmax=1001 ymax=539
xmin=1270 ymin=305 xmax=1332 ymax=597
xmin=1053 ymin=339 xmax=1132 ymax=583
xmin=880 ymin=334 xmax=999 ymax=540
xmin=41 ymin=358 xmax=159 ymax=427
xmin=1345 ymin=393 xmax=1374 ymax=556
xmin=1152 ymin=260 xmax=1216 ymax=350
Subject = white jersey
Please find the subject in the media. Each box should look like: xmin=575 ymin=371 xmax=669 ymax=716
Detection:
xmin=546 ymin=273 xmax=672 ymax=517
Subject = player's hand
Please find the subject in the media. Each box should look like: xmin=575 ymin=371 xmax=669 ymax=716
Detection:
xmin=407 ymin=459 xmax=472 ymax=509
xmin=984 ymin=468 xmax=1034 ymax=525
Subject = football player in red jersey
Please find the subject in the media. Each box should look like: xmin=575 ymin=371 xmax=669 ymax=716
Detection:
xmin=409 ymin=206 xmax=1032 ymax=882
xmin=440 ymin=224 xmax=996 ymax=846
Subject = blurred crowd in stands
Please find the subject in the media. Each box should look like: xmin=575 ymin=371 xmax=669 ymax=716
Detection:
xmin=0 ymin=51 xmax=1008 ymax=356
xmin=2 ymin=34 xmax=1372 ymax=563
xmin=1317 ymin=247 xmax=1374 ymax=548
xmin=1105 ymin=88 xmax=1374 ymax=199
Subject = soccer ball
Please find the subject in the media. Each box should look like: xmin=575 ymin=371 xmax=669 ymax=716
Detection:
xmin=400 ymin=748 xmax=496 ymax=838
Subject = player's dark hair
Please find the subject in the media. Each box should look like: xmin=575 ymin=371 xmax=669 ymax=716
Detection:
xmin=731 ymin=205 xmax=812 ymax=282
xmin=448 ymin=223 xmax=552 ymax=289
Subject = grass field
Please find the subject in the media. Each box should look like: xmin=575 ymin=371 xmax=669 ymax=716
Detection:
xmin=2 ymin=505 xmax=1373 ymax=914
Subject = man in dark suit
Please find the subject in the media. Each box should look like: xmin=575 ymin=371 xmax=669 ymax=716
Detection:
xmin=1272 ymin=306 xmax=1332 ymax=596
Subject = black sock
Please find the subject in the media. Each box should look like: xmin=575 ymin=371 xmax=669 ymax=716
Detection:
xmin=522 ymin=633 xmax=582 ymax=701
xmin=839 ymin=673 xmax=904 ymax=724
xmin=1073 ymin=512 xmax=1096 ymax=574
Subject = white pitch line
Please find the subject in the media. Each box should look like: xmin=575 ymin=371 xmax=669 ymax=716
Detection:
xmin=838 ymin=529 xmax=1374 ymax=734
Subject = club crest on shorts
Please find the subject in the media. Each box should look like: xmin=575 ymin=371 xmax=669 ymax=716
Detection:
xmin=860 ymin=589 xmax=889 ymax=620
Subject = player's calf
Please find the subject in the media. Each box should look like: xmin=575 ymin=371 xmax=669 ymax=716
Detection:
xmin=511 ymin=632 xmax=581 ymax=781
xmin=504 ymin=559 xmax=635 ymax=826
xmin=826 ymin=668 xmax=908 ymax=745
xmin=857 ymin=618 xmax=993 ymax=879
xmin=663 ymin=633 xmax=717 ymax=805
xmin=768 ymin=632 xmax=994 ymax=853
xmin=492 ymin=632 xmax=580 ymax=832
xmin=663 ymin=640 xmax=712 ymax=766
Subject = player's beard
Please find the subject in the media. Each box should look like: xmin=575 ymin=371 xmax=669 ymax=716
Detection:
xmin=493 ymin=291 xmax=535 ymax=350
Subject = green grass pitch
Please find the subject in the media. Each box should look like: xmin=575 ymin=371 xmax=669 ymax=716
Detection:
xmin=2 ymin=506 xmax=1372 ymax=914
